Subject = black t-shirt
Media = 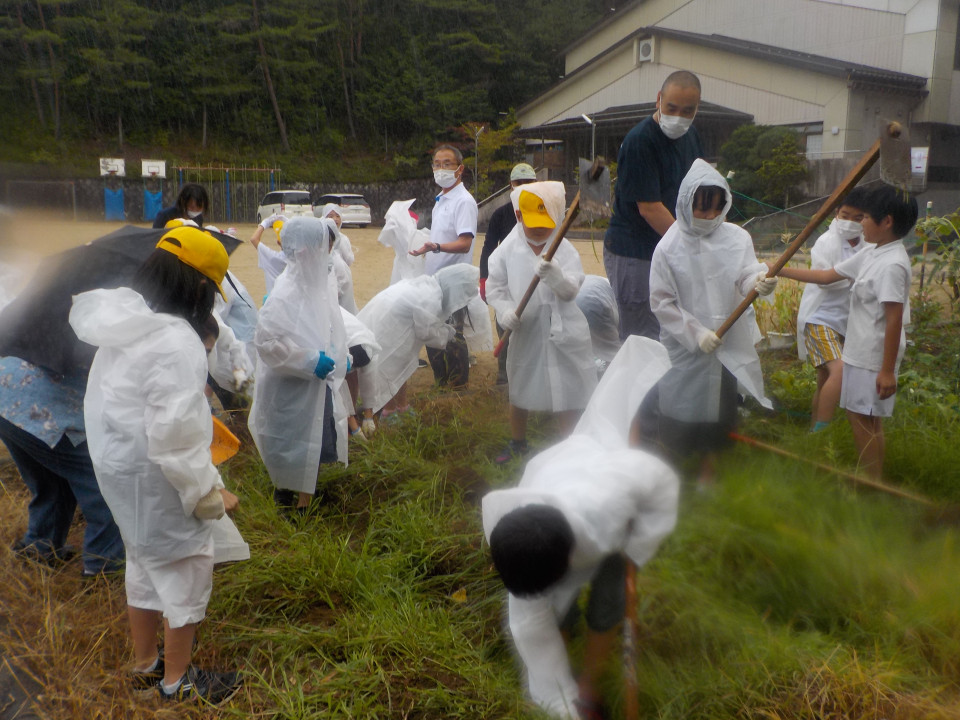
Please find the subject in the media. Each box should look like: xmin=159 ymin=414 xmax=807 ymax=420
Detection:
xmin=479 ymin=201 xmax=517 ymax=279
xmin=604 ymin=116 xmax=703 ymax=260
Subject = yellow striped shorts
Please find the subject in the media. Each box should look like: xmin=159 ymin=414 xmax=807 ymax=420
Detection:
xmin=803 ymin=323 xmax=844 ymax=367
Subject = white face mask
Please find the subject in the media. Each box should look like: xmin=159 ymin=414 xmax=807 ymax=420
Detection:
xmin=690 ymin=215 xmax=724 ymax=236
xmin=658 ymin=113 xmax=693 ymax=140
xmin=434 ymin=169 xmax=458 ymax=189
xmin=187 ymin=209 xmax=203 ymax=219
xmin=834 ymin=218 xmax=863 ymax=241
xmin=522 ymin=228 xmax=553 ymax=248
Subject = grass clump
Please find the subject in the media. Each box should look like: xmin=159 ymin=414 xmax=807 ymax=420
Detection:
xmin=3 ymin=348 xmax=960 ymax=717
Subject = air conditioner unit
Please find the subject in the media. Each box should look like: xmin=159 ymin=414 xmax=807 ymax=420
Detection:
xmin=635 ymin=37 xmax=655 ymax=65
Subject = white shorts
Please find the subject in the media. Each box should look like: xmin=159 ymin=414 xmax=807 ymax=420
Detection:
xmin=840 ymin=364 xmax=896 ymax=417
xmin=125 ymin=540 xmax=215 ymax=629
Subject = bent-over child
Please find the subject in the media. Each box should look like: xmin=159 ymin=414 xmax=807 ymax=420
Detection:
xmin=483 ymin=336 xmax=679 ymax=719
xmin=777 ymin=185 xmax=917 ymax=479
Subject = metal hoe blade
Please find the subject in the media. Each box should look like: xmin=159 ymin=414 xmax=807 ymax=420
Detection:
xmin=879 ymin=120 xmax=917 ymax=192
xmin=578 ymin=157 xmax=612 ymax=222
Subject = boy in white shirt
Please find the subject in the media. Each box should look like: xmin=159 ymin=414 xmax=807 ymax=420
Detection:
xmin=777 ymin=185 xmax=917 ymax=480
xmin=796 ymin=187 xmax=868 ymax=431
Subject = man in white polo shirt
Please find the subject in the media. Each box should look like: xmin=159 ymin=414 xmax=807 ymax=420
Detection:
xmin=411 ymin=145 xmax=479 ymax=388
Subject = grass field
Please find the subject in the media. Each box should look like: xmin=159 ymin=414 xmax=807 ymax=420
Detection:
xmin=2 ymin=216 xmax=960 ymax=719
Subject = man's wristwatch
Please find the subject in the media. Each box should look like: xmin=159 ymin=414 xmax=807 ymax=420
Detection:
xmin=432 ymin=243 xmax=442 ymax=253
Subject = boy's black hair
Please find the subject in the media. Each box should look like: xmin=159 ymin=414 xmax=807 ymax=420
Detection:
xmin=838 ymin=185 xmax=870 ymax=212
xmin=131 ymin=245 xmax=217 ymax=337
xmin=489 ymin=504 xmax=574 ymax=597
xmin=176 ymin=183 xmax=210 ymax=214
xmin=860 ymin=185 xmax=919 ymax=239
xmin=692 ymin=185 xmax=727 ymax=213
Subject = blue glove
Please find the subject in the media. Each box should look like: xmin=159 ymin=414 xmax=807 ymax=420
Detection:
xmin=314 ymin=352 xmax=335 ymax=379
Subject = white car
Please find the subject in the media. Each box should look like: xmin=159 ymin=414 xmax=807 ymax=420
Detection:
xmin=256 ymin=190 xmax=313 ymax=223
xmin=313 ymin=193 xmax=371 ymax=227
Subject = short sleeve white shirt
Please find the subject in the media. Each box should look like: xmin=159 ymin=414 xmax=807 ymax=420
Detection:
xmin=804 ymin=233 xmax=864 ymax=333
xmin=836 ymin=240 xmax=911 ymax=372
xmin=424 ymin=182 xmax=478 ymax=276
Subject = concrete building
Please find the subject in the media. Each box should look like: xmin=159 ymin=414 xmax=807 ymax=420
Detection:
xmin=517 ymin=0 xmax=959 ymax=198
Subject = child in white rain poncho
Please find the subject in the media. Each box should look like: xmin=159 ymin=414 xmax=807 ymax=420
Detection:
xmin=318 ymin=205 xmax=359 ymax=314
xmin=486 ymin=181 xmax=597 ymax=464
xmin=483 ymin=336 xmax=679 ymax=720
xmin=356 ymin=264 xmax=479 ymax=417
xmin=68 ymin=227 xmax=242 ymax=704
xmin=248 ymin=217 xmax=348 ymax=514
xmin=575 ymin=275 xmax=622 ymax=377
xmin=649 ymin=158 xmax=775 ymax=483
xmin=378 ymin=199 xmax=428 ymax=284
xmin=340 ymin=306 xmax=381 ymax=440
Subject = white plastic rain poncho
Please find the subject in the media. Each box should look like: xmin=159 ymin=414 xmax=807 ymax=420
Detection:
xmin=214 ymin=270 xmax=259 ymax=367
xmin=377 ymin=199 xmax=428 ymax=284
xmin=486 ymin=182 xmax=596 ymax=411
xmin=482 ymin=336 xmax=679 ymax=719
xmin=357 ymin=264 xmax=478 ymax=413
xmin=249 ymin=217 xmax=349 ymax=494
xmin=207 ymin=311 xmax=256 ymax=394
xmin=795 ymin=218 xmax=864 ymax=361
xmin=339 ymin=306 xmax=381 ymax=415
xmin=318 ymin=203 xmax=356 ymax=267
xmin=575 ymin=275 xmax=622 ymax=366
xmin=649 ymin=159 xmax=772 ymax=422
xmin=69 ymin=287 xmax=224 ymax=561
xmin=321 ymin=216 xmax=359 ymax=315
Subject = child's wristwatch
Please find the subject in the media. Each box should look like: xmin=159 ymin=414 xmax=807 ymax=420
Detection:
xmin=432 ymin=243 xmax=442 ymax=253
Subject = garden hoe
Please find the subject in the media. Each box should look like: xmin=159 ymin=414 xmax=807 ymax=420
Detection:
xmin=715 ymin=121 xmax=915 ymax=338
xmin=493 ymin=157 xmax=610 ymax=357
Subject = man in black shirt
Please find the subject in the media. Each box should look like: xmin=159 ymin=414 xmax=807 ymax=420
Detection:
xmin=603 ymin=71 xmax=703 ymax=340
xmin=480 ymin=163 xmax=537 ymax=384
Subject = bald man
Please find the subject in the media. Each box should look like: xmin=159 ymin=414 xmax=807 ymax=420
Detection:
xmin=603 ymin=70 xmax=704 ymax=340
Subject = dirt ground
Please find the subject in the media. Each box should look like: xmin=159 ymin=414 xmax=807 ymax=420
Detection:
xmin=0 ymin=211 xmax=609 ymax=391
xmin=0 ymin=211 xmax=608 ymax=308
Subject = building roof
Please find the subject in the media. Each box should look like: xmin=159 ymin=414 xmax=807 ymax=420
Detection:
xmin=649 ymin=27 xmax=928 ymax=92
xmin=520 ymin=24 xmax=927 ymax=119
xmin=517 ymin=100 xmax=752 ymax=138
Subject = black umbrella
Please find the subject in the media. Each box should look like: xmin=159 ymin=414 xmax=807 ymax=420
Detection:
xmin=0 ymin=225 xmax=242 ymax=375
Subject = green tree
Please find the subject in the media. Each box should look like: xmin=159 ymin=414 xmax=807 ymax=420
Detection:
xmin=718 ymin=124 xmax=809 ymax=217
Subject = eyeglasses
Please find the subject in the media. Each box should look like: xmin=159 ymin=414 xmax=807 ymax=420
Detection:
xmin=432 ymin=160 xmax=459 ymax=170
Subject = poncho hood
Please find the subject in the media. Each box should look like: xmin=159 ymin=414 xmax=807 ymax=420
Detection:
xmin=434 ymin=264 xmax=479 ymax=317
xmin=675 ymin=159 xmax=733 ymax=236
xmin=69 ymin=287 xmax=188 ymax=349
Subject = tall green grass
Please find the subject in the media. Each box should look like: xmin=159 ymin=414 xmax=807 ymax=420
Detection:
xmin=4 ymin=378 xmax=960 ymax=718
